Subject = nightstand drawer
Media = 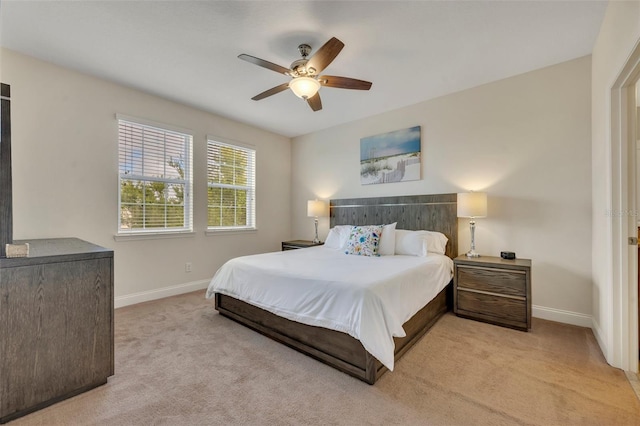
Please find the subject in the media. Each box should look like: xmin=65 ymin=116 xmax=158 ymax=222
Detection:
xmin=456 ymin=265 xmax=526 ymax=297
xmin=453 ymin=255 xmax=531 ymax=331
xmin=457 ymin=289 xmax=527 ymax=326
xmin=281 ymin=240 xmax=323 ymax=251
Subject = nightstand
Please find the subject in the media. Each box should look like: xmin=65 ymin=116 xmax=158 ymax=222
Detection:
xmin=281 ymin=240 xmax=324 ymax=251
xmin=453 ymin=255 xmax=532 ymax=331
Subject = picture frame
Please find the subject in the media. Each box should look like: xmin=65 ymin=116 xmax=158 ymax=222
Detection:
xmin=360 ymin=126 xmax=421 ymax=185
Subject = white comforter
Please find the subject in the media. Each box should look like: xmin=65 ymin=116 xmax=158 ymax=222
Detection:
xmin=205 ymin=246 xmax=453 ymax=371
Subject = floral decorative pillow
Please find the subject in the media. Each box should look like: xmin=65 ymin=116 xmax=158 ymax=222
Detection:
xmin=344 ymin=225 xmax=383 ymax=257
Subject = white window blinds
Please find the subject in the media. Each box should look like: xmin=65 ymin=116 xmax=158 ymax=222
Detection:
xmin=118 ymin=118 xmax=193 ymax=233
xmin=207 ymin=139 xmax=256 ymax=230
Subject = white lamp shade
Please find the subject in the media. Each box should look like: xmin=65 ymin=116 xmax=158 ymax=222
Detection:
xmin=289 ymin=77 xmax=321 ymax=99
xmin=457 ymin=192 xmax=487 ymax=218
xmin=307 ymin=200 xmax=326 ymax=217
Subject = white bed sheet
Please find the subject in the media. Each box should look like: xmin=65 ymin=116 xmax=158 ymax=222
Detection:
xmin=205 ymin=246 xmax=453 ymax=371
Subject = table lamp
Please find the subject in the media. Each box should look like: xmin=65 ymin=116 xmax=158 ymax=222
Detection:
xmin=307 ymin=200 xmax=327 ymax=244
xmin=457 ymin=192 xmax=487 ymax=257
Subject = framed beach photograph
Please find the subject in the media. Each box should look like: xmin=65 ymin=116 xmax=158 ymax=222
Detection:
xmin=360 ymin=126 xmax=421 ymax=185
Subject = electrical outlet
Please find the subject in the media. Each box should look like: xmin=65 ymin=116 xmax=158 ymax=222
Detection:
xmin=185 ymin=262 xmax=192 ymax=273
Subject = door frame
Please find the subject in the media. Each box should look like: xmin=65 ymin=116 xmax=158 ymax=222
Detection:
xmin=611 ymin=40 xmax=640 ymax=373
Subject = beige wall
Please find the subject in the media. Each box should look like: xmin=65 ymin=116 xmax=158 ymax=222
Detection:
xmin=591 ymin=1 xmax=640 ymax=367
xmin=292 ymin=56 xmax=593 ymax=325
xmin=1 ymin=48 xmax=291 ymax=305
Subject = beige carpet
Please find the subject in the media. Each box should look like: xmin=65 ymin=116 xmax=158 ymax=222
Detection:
xmin=10 ymin=290 xmax=640 ymax=425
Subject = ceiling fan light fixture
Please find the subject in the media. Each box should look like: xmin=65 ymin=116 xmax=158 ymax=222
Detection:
xmin=289 ymin=76 xmax=321 ymax=99
xmin=239 ymin=37 xmax=371 ymax=112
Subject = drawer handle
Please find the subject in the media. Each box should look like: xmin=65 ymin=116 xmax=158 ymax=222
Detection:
xmin=458 ymin=286 xmax=526 ymax=301
xmin=457 ymin=265 xmax=527 ymax=274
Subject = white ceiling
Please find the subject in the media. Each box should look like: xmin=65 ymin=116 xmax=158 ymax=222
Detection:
xmin=0 ymin=1 xmax=607 ymax=138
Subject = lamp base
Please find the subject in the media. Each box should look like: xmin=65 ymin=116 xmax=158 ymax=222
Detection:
xmin=466 ymin=219 xmax=480 ymax=257
xmin=312 ymin=218 xmax=320 ymax=245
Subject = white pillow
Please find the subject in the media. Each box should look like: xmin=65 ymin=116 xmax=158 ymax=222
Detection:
xmin=324 ymin=228 xmax=341 ymax=249
xmin=395 ymin=230 xmax=428 ymax=257
xmin=323 ymin=225 xmax=352 ymax=250
xmin=424 ymin=230 xmax=448 ymax=255
xmin=378 ymin=222 xmax=397 ymax=256
xmin=394 ymin=229 xmax=449 ymax=256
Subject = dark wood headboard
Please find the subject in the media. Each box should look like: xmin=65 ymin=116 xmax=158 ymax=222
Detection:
xmin=329 ymin=193 xmax=458 ymax=259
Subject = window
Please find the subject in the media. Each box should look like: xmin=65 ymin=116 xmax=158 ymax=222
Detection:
xmin=118 ymin=116 xmax=192 ymax=234
xmin=207 ymin=138 xmax=256 ymax=230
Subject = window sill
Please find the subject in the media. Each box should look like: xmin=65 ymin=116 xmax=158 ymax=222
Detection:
xmin=205 ymin=228 xmax=257 ymax=237
xmin=114 ymin=231 xmax=196 ymax=242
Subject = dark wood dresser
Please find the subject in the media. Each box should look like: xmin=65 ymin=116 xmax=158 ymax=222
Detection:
xmin=454 ymin=255 xmax=532 ymax=331
xmin=0 ymin=238 xmax=114 ymax=423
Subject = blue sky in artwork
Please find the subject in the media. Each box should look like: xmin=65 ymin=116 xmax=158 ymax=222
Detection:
xmin=360 ymin=126 xmax=421 ymax=161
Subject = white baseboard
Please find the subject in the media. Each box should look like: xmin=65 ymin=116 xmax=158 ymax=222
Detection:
xmin=591 ymin=317 xmax=616 ymax=367
xmin=114 ymin=279 xmax=210 ymax=309
xmin=532 ymin=305 xmax=593 ymax=328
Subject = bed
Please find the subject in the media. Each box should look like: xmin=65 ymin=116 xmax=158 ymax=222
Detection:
xmin=207 ymin=193 xmax=458 ymax=384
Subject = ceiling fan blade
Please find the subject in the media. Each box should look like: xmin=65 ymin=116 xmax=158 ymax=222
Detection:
xmin=306 ymin=37 xmax=344 ymax=75
xmin=318 ymin=75 xmax=372 ymax=90
xmin=238 ymin=54 xmax=290 ymax=75
xmin=251 ymin=83 xmax=290 ymax=101
xmin=307 ymin=93 xmax=322 ymax=111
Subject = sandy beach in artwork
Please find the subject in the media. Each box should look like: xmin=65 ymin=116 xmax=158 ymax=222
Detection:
xmin=360 ymin=126 xmax=421 ymax=185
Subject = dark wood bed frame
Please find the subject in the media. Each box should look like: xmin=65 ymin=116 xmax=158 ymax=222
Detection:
xmin=215 ymin=193 xmax=458 ymax=384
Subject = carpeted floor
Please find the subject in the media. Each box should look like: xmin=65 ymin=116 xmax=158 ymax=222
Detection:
xmin=10 ymin=290 xmax=640 ymax=425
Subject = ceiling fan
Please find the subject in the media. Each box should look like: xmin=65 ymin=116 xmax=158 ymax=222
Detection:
xmin=238 ymin=37 xmax=372 ymax=112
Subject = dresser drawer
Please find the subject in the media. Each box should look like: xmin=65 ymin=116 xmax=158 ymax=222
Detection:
xmin=457 ymin=289 xmax=527 ymax=326
xmin=456 ymin=265 xmax=526 ymax=297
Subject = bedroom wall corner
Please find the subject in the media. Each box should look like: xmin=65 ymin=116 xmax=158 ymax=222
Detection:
xmin=291 ymin=56 xmax=593 ymax=326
